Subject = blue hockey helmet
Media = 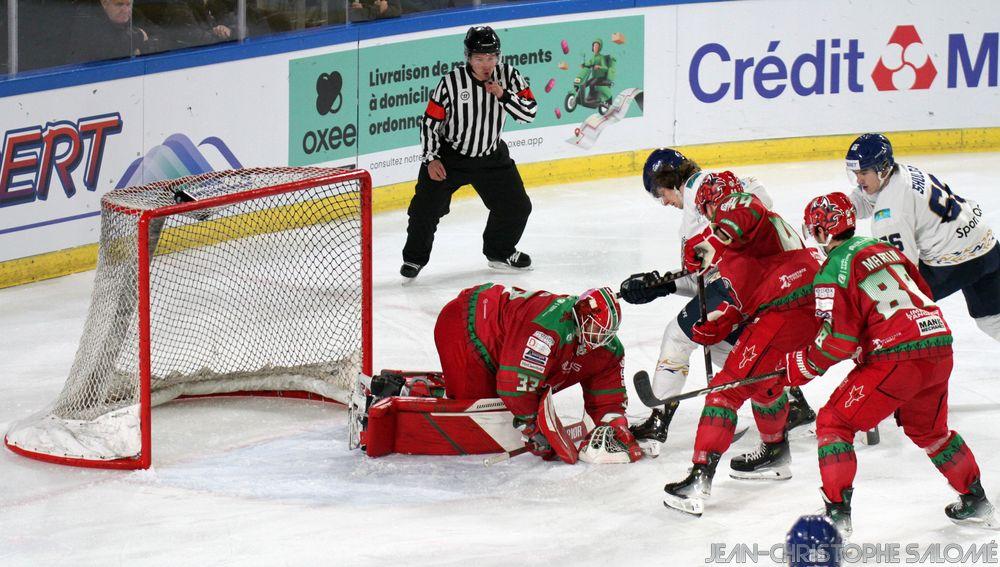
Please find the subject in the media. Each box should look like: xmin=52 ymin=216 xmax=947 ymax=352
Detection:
xmin=642 ymin=148 xmax=694 ymax=196
xmin=845 ymin=133 xmax=894 ymax=173
xmin=786 ymin=515 xmax=842 ymax=567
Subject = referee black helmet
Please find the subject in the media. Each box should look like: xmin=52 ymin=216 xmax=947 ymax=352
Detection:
xmin=464 ymin=26 xmax=501 ymax=58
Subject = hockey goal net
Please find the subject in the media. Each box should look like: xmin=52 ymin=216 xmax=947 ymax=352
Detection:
xmin=5 ymin=167 xmax=371 ymax=469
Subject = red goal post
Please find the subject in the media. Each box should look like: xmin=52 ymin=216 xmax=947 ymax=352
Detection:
xmin=5 ymin=167 xmax=372 ymax=469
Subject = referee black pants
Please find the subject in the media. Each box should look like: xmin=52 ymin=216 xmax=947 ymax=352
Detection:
xmin=402 ymin=141 xmax=532 ymax=266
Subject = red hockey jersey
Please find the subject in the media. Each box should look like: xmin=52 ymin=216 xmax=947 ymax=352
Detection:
xmin=799 ymin=237 xmax=953 ymax=375
xmin=463 ymin=283 xmax=627 ymax=426
xmin=711 ymin=193 xmax=822 ymax=316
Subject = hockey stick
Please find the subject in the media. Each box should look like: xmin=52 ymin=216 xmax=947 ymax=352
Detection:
xmin=633 ymin=369 xmax=783 ymax=407
xmin=483 ymin=418 xmax=589 ymax=467
xmin=697 ymin=274 xmax=714 ymax=385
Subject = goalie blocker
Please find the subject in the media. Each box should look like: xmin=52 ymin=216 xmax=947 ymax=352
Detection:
xmin=350 ymin=371 xmax=642 ymax=464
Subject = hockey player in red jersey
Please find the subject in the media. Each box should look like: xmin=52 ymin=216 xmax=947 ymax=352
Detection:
xmin=622 ymin=151 xmax=815 ymax=450
xmin=791 ymin=192 xmax=996 ymax=535
xmin=433 ymin=284 xmax=642 ymax=463
xmin=662 ymin=179 xmax=824 ymax=515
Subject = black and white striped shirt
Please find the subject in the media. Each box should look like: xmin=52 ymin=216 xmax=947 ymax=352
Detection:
xmin=421 ymin=62 xmax=537 ymax=162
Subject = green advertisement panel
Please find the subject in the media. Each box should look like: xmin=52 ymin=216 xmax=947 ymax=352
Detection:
xmin=289 ymin=49 xmax=360 ymax=166
xmin=359 ymin=15 xmax=643 ymax=155
xmin=289 ymin=16 xmax=643 ymax=164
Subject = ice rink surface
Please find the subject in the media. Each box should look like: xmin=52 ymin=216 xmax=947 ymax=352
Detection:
xmin=2 ymin=153 xmax=1000 ymax=566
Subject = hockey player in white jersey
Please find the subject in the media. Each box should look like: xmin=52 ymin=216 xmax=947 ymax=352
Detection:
xmin=620 ymin=149 xmax=815 ymax=451
xmin=846 ymin=133 xmax=1000 ymax=342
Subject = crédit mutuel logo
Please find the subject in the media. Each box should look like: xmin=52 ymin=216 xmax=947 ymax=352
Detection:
xmin=688 ymin=24 xmax=997 ymax=103
xmin=871 ymin=25 xmax=937 ymax=90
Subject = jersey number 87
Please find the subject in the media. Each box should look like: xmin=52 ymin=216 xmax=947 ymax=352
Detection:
xmin=859 ymin=264 xmax=936 ymax=320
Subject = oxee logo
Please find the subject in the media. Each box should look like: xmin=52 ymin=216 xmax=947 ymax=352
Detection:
xmin=871 ymin=25 xmax=937 ymax=91
xmin=316 ymin=71 xmax=343 ymax=115
xmin=302 ymin=69 xmax=356 ymax=155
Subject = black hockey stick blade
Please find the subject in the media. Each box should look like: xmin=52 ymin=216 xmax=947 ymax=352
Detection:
xmin=732 ymin=424 xmax=751 ymax=443
xmin=633 ymin=371 xmax=663 ymax=408
xmin=864 ymin=426 xmax=880 ymax=446
xmin=634 ymin=369 xmax=784 ymax=407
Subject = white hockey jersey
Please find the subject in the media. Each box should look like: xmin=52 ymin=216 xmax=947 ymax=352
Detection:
xmin=849 ymin=163 xmax=995 ymax=267
xmin=674 ymin=171 xmax=773 ymax=296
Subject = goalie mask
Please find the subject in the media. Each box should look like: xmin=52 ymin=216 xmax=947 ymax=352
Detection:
xmin=573 ymin=287 xmax=622 ymax=350
xmin=803 ymin=192 xmax=856 ymax=246
xmin=694 ymin=171 xmax=741 ymax=218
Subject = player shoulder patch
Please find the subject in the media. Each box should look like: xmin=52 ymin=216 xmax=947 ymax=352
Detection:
xmin=874 ymin=208 xmax=891 ymax=221
xmin=815 ymin=285 xmax=835 ymax=320
xmin=526 ymin=336 xmax=551 ymax=356
xmin=522 ymin=347 xmax=549 ymax=367
xmin=531 ymin=331 xmax=555 ymax=348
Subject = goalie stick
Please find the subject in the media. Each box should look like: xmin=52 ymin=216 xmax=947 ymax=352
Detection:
xmin=483 ymin=418 xmax=591 ymax=467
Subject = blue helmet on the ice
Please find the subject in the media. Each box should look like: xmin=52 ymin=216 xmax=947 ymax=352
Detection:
xmin=642 ymin=148 xmax=698 ymax=196
xmin=845 ymin=133 xmax=894 ymax=173
xmin=786 ymin=515 xmax=842 ymax=567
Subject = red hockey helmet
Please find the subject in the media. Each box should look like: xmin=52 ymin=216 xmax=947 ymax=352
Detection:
xmin=803 ymin=192 xmax=856 ymax=243
xmin=694 ymin=171 xmax=742 ymax=217
xmin=573 ymin=287 xmax=622 ymax=349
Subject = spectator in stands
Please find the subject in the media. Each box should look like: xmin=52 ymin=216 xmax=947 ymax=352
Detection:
xmin=349 ymin=0 xmax=401 ymax=21
xmin=399 ymin=0 xmax=452 ymax=15
xmin=64 ymin=0 xmax=148 ymax=65
xmin=134 ymin=0 xmax=234 ymax=52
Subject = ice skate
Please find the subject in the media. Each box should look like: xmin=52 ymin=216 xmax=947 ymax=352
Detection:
xmin=946 ymin=479 xmax=1000 ymax=529
xmin=786 ymin=387 xmax=816 ymax=432
xmin=822 ymin=488 xmax=853 ymax=537
xmin=729 ymin=437 xmax=792 ymax=480
xmin=629 ymin=401 xmax=677 ymax=458
xmin=487 ymin=250 xmax=532 ymax=271
xmin=663 ymin=453 xmax=720 ymax=516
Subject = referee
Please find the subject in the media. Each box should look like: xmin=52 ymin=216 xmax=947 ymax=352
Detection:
xmin=400 ymin=25 xmax=538 ymax=279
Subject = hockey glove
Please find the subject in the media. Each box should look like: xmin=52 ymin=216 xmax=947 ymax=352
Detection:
xmin=691 ymin=301 xmax=742 ymax=345
xmin=579 ymin=415 xmax=643 ymax=464
xmin=683 ymin=226 xmax=727 ymax=274
xmin=784 ymin=349 xmax=821 ymax=387
xmin=619 ymin=271 xmax=678 ymax=305
xmin=519 ymin=421 xmax=557 ymax=461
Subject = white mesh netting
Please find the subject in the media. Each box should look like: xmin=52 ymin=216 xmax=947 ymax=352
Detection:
xmin=6 ymin=167 xmax=368 ymax=464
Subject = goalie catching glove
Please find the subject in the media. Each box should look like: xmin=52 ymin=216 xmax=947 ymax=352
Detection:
xmin=619 ymin=271 xmax=677 ymax=305
xmin=578 ymin=415 xmax=643 ymax=464
xmin=691 ymin=301 xmax=742 ymax=345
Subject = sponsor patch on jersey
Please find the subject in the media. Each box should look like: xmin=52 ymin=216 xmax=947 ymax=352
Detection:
xmin=526 ymin=336 xmax=551 ymax=356
xmin=815 ymin=286 xmax=835 ymax=299
xmin=815 ymin=298 xmax=834 ymax=319
xmin=562 ymin=360 xmax=582 ymax=373
xmin=779 ymin=267 xmax=808 ymax=289
xmin=522 ymin=348 xmax=548 ymax=367
xmin=519 ymin=360 xmax=546 ymax=374
xmin=874 ymin=208 xmax=891 ymax=221
xmin=916 ymin=315 xmax=946 ymax=336
xmin=531 ymin=331 xmax=555 ymax=347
